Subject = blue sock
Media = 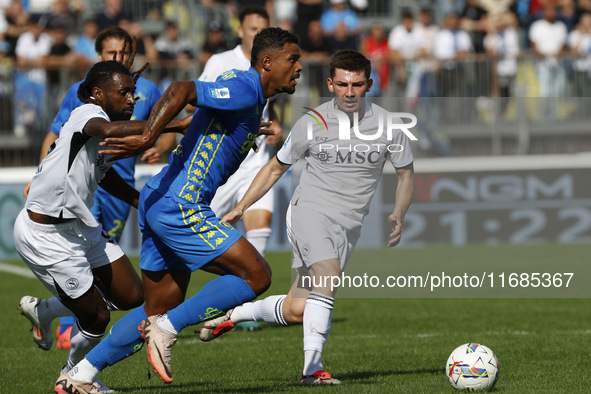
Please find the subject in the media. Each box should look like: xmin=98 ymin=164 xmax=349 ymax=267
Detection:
xmin=167 ymin=275 xmax=256 ymax=332
xmin=58 ymin=315 xmax=76 ymax=333
xmin=85 ymin=306 xmax=147 ymax=372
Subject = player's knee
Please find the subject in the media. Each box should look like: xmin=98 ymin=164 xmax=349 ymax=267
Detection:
xmin=117 ymin=291 xmax=144 ymax=310
xmin=246 ymin=261 xmax=272 ymax=295
xmin=116 ymin=285 xmax=145 ymax=310
xmin=250 ymin=270 xmax=271 ymax=296
xmin=97 ymin=308 xmax=111 ymax=330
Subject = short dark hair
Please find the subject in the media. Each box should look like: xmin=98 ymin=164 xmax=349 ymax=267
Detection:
xmin=402 ymin=10 xmax=414 ymax=20
xmin=78 ymin=60 xmax=132 ymax=103
xmin=95 ymin=27 xmax=132 ymax=55
xmin=329 ymin=50 xmax=371 ymax=80
xmin=239 ymin=5 xmax=269 ymax=24
xmin=250 ymin=27 xmax=299 ymax=67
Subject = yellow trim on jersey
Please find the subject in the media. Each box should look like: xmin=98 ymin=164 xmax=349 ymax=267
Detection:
xmin=178 ymin=203 xmax=216 ymax=249
xmin=178 ymin=118 xmax=226 ymax=204
xmin=205 ymin=219 xmax=229 ymax=238
xmin=179 ymin=118 xmax=215 ymax=199
xmin=194 ymin=130 xmax=226 ymax=201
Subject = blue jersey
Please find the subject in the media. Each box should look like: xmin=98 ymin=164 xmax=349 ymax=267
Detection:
xmin=50 ymin=76 xmax=161 ymax=183
xmin=146 ymin=68 xmax=266 ymax=206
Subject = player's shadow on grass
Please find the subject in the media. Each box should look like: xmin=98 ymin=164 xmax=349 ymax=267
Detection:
xmin=340 ymin=367 xmax=442 ymax=382
xmin=114 ymin=382 xmax=209 ymax=393
xmin=114 ymin=381 xmax=290 ymax=393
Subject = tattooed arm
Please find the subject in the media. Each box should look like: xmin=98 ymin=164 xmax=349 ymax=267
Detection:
xmin=98 ymin=81 xmax=197 ymax=160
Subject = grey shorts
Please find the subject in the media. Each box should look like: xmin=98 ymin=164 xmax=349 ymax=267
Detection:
xmin=13 ymin=209 xmax=124 ymax=299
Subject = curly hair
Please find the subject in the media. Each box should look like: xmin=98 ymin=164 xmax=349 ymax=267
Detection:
xmin=250 ymin=27 xmax=299 ymax=68
xmin=77 ymin=60 xmax=132 ymax=103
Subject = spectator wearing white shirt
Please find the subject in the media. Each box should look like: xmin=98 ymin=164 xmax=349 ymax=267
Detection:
xmin=529 ymin=4 xmax=567 ymax=98
xmin=434 ymin=12 xmax=473 ymax=97
xmin=15 ymin=17 xmax=51 ymax=83
xmin=568 ymin=13 xmax=591 ymax=97
xmin=484 ymin=12 xmax=519 ymax=113
xmin=417 ymin=8 xmax=440 ymax=97
xmin=388 ymin=10 xmax=425 ymax=97
xmin=14 ymin=17 xmax=52 ymax=137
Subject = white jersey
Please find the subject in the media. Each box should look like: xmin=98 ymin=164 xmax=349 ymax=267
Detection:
xmin=198 ymin=45 xmax=271 ymax=171
xmin=26 ymin=104 xmax=112 ymax=227
xmin=277 ymin=99 xmax=414 ymax=232
xmin=199 ymin=45 xmax=250 ymax=82
xmin=388 ymin=23 xmax=425 ymax=60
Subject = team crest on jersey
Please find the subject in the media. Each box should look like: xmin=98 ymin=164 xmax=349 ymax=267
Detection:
xmin=210 ymin=88 xmax=230 ymax=99
xmin=65 ymin=278 xmax=79 ymax=290
xmin=302 ymin=243 xmax=311 ymax=257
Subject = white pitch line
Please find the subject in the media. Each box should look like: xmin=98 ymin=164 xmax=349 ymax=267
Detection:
xmin=0 ymin=262 xmax=35 ymax=278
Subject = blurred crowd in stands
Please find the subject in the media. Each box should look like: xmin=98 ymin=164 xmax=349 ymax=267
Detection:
xmin=2 ymin=0 xmax=591 ymax=145
xmin=3 ymin=0 xmax=591 ymax=92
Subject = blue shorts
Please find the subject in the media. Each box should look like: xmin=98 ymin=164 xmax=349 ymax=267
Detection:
xmin=91 ymin=187 xmax=131 ymax=243
xmin=138 ymin=187 xmax=242 ymax=272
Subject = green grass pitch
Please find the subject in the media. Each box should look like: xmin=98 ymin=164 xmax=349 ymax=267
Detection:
xmin=1 ymin=243 xmax=590 ymax=393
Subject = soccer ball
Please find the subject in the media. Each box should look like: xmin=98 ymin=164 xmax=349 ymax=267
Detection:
xmin=446 ymin=343 xmax=499 ymax=391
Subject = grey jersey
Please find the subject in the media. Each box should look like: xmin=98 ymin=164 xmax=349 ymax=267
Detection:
xmin=277 ymin=99 xmax=414 ymax=231
xmin=26 ymin=104 xmax=111 ymax=227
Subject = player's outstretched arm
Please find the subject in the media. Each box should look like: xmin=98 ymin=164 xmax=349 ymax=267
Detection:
xmin=98 ymin=81 xmax=197 ymax=160
xmin=222 ymin=156 xmax=291 ymax=225
xmin=86 ymin=113 xmax=192 ymax=141
xmin=98 ymin=167 xmax=140 ymax=209
xmin=388 ymin=163 xmax=415 ymax=248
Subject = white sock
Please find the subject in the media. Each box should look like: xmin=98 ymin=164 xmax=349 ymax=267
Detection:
xmin=37 ymin=297 xmax=72 ymax=323
xmin=245 ymin=228 xmax=271 ymax=256
xmin=250 ymin=295 xmax=288 ymax=326
xmin=68 ymin=358 xmax=100 ymax=384
xmin=228 ymin=303 xmax=254 ymax=323
xmin=64 ymin=320 xmax=103 ymax=373
xmin=302 ymin=291 xmax=334 ymax=376
xmin=156 ymin=313 xmax=178 ymax=335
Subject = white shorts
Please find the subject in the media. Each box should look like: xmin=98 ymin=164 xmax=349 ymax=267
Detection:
xmin=287 ymin=205 xmax=360 ymax=271
xmin=210 ymin=164 xmax=275 ymax=218
xmin=13 ymin=209 xmax=125 ymax=300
